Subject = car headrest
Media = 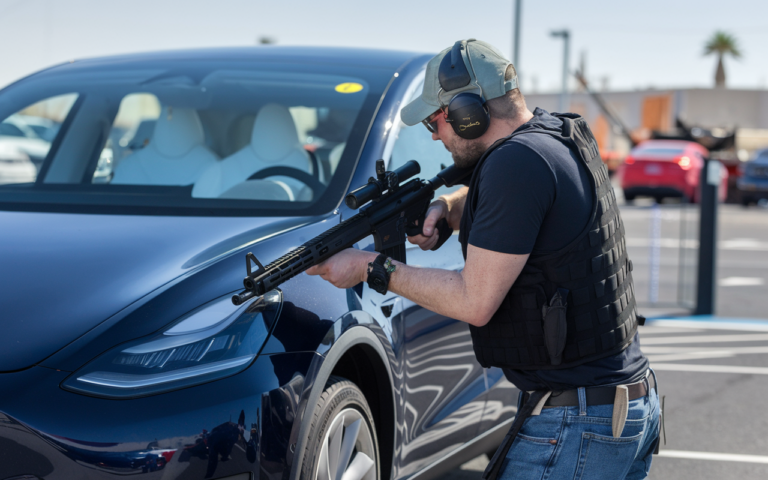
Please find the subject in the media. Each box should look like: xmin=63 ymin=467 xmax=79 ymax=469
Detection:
xmin=250 ymin=103 xmax=300 ymax=163
xmin=152 ymin=106 xmax=205 ymax=158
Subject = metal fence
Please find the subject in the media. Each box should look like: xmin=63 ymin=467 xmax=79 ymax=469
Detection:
xmin=619 ymin=201 xmax=699 ymax=312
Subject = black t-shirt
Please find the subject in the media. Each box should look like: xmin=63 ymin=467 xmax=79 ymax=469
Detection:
xmin=463 ymin=108 xmax=648 ymax=391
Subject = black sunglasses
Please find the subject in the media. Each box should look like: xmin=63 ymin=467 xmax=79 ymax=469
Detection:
xmin=422 ymin=109 xmax=448 ymax=133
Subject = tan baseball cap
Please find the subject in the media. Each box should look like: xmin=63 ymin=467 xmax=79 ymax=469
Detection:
xmin=400 ymin=39 xmax=519 ymax=126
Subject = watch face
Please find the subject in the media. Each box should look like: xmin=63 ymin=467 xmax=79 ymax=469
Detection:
xmin=368 ymin=262 xmax=389 ymax=294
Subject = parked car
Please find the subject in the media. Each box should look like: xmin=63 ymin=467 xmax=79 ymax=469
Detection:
xmin=0 ymin=47 xmax=517 ymax=480
xmin=617 ymin=139 xmax=728 ymax=203
xmin=737 ymin=149 xmax=768 ymax=206
xmin=16 ymin=114 xmax=62 ymax=142
xmin=0 ymin=143 xmax=36 ymax=184
xmin=0 ymin=114 xmax=51 ymax=170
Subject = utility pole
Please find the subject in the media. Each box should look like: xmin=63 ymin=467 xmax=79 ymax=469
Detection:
xmin=550 ymin=29 xmax=570 ymax=113
xmin=512 ymin=0 xmax=522 ymax=69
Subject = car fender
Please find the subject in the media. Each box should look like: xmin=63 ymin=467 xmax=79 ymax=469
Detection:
xmin=288 ymin=313 xmax=397 ymax=480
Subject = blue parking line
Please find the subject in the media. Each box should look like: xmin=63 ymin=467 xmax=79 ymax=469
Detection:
xmin=646 ymin=315 xmax=768 ymax=326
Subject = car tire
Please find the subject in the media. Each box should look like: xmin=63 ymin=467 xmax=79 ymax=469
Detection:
xmin=624 ymin=192 xmax=635 ymax=202
xmin=742 ymin=196 xmax=752 ymax=207
xmin=300 ymin=376 xmax=380 ymax=480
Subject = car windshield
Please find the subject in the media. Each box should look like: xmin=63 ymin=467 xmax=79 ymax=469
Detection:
xmin=0 ymin=58 xmax=387 ymax=216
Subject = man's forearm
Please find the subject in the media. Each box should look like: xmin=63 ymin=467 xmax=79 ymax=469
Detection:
xmin=371 ymin=242 xmax=527 ymax=327
xmin=308 ymin=245 xmax=525 ymax=327
xmin=385 ymin=261 xmax=484 ymax=326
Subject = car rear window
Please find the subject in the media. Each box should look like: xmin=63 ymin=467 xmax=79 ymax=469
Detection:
xmin=632 ymin=147 xmax=685 ymax=157
xmin=0 ymin=59 xmax=389 ymax=216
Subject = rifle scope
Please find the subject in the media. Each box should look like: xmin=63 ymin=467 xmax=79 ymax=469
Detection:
xmin=345 ymin=160 xmax=420 ymax=209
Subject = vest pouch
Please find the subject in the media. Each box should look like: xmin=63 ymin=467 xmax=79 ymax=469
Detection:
xmin=542 ymin=288 xmax=569 ymax=366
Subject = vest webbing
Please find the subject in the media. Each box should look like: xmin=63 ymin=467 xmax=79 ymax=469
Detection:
xmin=460 ymin=113 xmax=640 ymax=370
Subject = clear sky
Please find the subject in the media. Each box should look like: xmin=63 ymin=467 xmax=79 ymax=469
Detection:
xmin=1 ymin=0 xmax=766 ymax=92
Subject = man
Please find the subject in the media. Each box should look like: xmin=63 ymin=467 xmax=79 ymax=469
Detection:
xmin=307 ymin=39 xmax=660 ymax=479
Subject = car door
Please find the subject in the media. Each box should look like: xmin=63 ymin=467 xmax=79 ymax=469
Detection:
xmin=382 ymin=74 xmax=488 ymax=475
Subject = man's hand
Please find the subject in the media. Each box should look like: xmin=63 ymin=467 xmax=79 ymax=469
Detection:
xmin=407 ymin=199 xmax=448 ymax=251
xmin=306 ymin=249 xmax=375 ymax=289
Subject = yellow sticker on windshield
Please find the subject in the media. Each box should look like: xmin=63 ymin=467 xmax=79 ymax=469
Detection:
xmin=335 ymin=82 xmax=364 ymax=94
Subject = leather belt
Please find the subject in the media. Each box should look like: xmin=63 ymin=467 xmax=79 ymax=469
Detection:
xmin=544 ymin=374 xmax=656 ymax=407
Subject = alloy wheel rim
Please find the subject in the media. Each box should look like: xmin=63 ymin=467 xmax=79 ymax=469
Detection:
xmin=315 ymin=407 xmax=377 ymax=480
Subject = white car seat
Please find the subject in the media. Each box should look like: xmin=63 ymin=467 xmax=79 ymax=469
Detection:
xmin=111 ymin=106 xmax=218 ymax=185
xmin=192 ymin=103 xmax=314 ymax=200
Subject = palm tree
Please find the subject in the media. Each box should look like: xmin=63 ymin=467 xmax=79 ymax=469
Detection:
xmin=704 ymin=31 xmax=742 ymax=88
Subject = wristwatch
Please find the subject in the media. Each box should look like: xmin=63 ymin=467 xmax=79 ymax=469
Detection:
xmin=367 ymin=254 xmax=396 ymax=294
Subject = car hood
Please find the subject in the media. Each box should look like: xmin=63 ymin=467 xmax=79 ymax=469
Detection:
xmin=0 ymin=211 xmax=309 ymax=372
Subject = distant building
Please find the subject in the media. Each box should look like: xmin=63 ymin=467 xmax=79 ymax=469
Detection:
xmin=525 ymin=88 xmax=768 ymax=161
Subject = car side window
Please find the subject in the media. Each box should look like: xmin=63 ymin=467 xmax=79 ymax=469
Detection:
xmin=0 ymin=94 xmax=78 ymax=185
xmin=386 ymin=77 xmax=461 ymax=196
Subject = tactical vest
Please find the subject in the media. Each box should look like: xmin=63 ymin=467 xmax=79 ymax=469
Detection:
xmin=460 ymin=113 xmax=643 ymax=371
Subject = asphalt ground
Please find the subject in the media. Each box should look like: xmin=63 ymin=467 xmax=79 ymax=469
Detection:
xmin=440 ymin=202 xmax=768 ymax=480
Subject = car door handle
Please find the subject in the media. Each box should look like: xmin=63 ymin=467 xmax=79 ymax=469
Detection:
xmin=379 ymin=297 xmax=401 ymax=318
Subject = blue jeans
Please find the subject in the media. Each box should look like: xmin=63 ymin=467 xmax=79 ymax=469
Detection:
xmin=499 ymin=384 xmax=660 ymax=480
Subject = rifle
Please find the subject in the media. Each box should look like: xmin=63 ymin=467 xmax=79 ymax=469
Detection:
xmin=231 ymin=160 xmax=472 ymax=305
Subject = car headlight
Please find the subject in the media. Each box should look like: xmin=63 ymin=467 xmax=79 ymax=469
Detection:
xmin=62 ymin=290 xmax=282 ymax=398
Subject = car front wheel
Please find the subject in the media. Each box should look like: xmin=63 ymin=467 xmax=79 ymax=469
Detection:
xmin=300 ymin=376 xmax=379 ymax=480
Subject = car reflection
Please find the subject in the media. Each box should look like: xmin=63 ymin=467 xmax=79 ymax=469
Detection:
xmin=37 ymin=432 xmax=176 ymax=474
xmin=259 ymin=374 xmax=304 ymax=480
xmin=176 ymin=364 xmax=307 ymax=480
xmin=180 ymin=410 xmax=246 ymax=478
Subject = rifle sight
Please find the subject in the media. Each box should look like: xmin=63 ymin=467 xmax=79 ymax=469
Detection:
xmin=345 ymin=160 xmax=420 ymax=209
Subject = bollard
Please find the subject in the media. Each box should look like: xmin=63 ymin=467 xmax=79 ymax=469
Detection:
xmin=694 ymin=159 xmax=720 ymax=315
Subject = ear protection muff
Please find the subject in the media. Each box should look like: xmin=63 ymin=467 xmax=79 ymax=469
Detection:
xmin=437 ymin=39 xmax=490 ymax=140
xmin=445 ymin=93 xmax=490 ymax=140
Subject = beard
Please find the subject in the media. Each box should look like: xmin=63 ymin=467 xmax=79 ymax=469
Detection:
xmin=445 ymin=138 xmax=487 ymax=169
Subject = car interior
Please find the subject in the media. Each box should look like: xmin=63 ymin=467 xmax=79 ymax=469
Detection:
xmin=111 ymin=106 xmax=220 ymax=187
xmin=0 ymin=67 xmax=366 ymax=211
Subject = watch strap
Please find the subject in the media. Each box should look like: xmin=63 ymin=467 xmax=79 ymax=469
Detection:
xmin=367 ymin=254 xmax=394 ymax=294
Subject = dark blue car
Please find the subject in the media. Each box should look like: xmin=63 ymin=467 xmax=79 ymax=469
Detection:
xmin=738 ymin=148 xmax=768 ymax=206
xmin=0 ymin=47 xmax=517 ymax=480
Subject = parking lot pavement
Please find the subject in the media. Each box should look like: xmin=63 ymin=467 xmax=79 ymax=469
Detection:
xmin=645 ymin=319 xmax=768 ymax=479
xmin=439 ymin=203 xmax=768 ymax=480
xmin=443 ymin=319 xmax=768 ymax=480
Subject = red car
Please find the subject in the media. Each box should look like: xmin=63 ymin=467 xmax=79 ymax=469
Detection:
xmin=618 ymin=140 xmax=727 ymax=203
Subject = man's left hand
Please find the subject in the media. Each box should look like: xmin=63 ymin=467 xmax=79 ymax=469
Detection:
xmin=306 ymin=249 xmax=376 ymax=289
